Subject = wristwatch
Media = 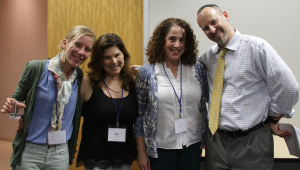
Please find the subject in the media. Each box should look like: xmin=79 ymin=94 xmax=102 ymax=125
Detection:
xmin=267 ymin=116 xmax=280 ymax=124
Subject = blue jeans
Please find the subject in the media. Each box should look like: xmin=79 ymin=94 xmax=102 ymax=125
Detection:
xmin=13 ymin=142 xmax=69 ymax=170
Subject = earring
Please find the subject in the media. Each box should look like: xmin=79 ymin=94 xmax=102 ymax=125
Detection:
xmin=61 ymin=52 xmax=66 ymax=63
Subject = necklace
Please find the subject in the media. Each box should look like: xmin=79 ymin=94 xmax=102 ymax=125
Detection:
xmin=103 ymin=80 xmax=123 ymax=93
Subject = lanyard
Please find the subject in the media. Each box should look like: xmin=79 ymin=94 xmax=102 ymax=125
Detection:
xmin=104 ymin=82 xmax=124 ymax=128
xmin=54 ymin=83 xmax=60 ymax=126
xmin=162 ymin=61 xmax=183 ymax=118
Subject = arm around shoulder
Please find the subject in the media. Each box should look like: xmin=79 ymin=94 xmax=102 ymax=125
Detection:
xmin=81 ymin=75 xmax=93 ymax=104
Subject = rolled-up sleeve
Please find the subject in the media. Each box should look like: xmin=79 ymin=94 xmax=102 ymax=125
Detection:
xmin=256 ymin=42 xmax=299 ymax=118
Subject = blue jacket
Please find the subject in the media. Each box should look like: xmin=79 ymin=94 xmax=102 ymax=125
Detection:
xmin=134 ymin=61 xmax=209 ymax=158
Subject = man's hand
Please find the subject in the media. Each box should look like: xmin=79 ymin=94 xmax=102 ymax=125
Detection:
xmin=269 ymin=122 xmax=292 ymax=138
xmin=269 ymin=114 xmax=291 ymax=138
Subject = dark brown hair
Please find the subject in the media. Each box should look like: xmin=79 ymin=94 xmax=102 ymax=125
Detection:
xmin=87 ymin=33 xmax=133 ymax=90
xmin=146 ymin=18 xmax=198 ymax=65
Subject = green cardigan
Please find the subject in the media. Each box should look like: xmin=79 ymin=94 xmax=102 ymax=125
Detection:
xmin=10 ymin=59 xmax=83 ymax=167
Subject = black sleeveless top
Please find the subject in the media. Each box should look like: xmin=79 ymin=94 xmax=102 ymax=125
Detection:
xmin=76 ymin=88 xmax=138 ymax=169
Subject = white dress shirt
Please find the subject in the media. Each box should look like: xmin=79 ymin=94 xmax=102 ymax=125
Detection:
xmin=199 ymin=30 xmax=299 ymax=131
xmin=155 ymin=61 xmax=203 ymax=149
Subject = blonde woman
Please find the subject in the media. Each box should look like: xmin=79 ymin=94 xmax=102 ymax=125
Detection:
xmin=1 ymin=25 xmax=96 ymax=170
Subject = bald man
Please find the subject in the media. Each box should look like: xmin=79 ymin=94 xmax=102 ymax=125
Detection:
xmin=197 ymin=4 xmax=299 ymax=170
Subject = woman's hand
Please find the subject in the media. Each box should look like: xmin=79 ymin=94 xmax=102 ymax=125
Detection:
xmin=1 ymin=98 xmax=26 ymax=132
xmin=137 ymin=151 xmax=151 ymax=170
xmin=1 ymin=98 xmax=26 ymax=113
xmin=17 ymin=115 xmax=25 ymax=132
xmin=129 ymin=65 xmax=141 ymax=81
xmin=136 ymin=137 xmax=151 ymax=170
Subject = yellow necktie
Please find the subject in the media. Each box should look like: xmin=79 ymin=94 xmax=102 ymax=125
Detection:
xmin=209 ymin=48 xmax=227 ymax=135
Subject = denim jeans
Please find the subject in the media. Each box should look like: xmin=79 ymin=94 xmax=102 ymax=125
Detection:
xmin=13 ymin=142 xmax=69 ymax=170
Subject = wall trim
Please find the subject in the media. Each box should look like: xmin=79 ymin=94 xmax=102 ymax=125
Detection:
xmin=143 ymin=0 xmax=149 ymax=63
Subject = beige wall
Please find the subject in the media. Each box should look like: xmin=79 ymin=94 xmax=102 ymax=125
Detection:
xmin=149 ymin=0 xmax=300 ymax=128
xmin=0 ymin=0 xmax=47 ymax=140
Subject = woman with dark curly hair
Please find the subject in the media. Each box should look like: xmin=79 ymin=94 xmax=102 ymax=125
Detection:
xmin=76 ymin=33 xmax=138 ymax=170
xmin=134 ymin=18 xmax=209 ymax=170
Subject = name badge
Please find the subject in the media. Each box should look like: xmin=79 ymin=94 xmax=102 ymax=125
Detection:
xmin=108 ymin=127 xmax=126 ymax=142
xmin=48 ymin=130 xmax=66 ymax=145
xmin=175 ymin=118 xmax=188 ymax=133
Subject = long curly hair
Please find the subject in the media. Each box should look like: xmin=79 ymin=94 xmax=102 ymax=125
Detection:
xmin=146 ymin=18 xmax=198 ymax=65
xmin=87 ymin=33 xmax=134 ymax=90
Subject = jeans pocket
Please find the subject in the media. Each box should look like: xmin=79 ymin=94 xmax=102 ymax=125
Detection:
xmin=23 ymin=145 xmax=34 ymax=153
xmin=58 ymin=147 xmax=69 ymax=155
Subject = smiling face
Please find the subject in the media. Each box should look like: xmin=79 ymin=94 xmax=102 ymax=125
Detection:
xmin=163 ymin=25 xmax=186 ymax=63
xmin=102 ymin=46 xmax=124 ymax=78
xmin=62 ymin=34 xmax=94 ymax=68
xmin=197 ymin=7 xmax=234 ymax=48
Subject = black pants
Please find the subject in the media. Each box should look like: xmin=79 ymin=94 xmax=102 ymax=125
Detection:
xmin=149 ymin=141 xmax=202 ymax=170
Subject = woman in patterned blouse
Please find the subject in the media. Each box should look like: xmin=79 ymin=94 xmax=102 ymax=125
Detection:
xmin=134 ymin=18 xmax=209 ymax=170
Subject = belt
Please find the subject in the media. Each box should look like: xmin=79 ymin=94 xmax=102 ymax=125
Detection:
xmin=217 ymin=120 xmax=268 ymax=137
